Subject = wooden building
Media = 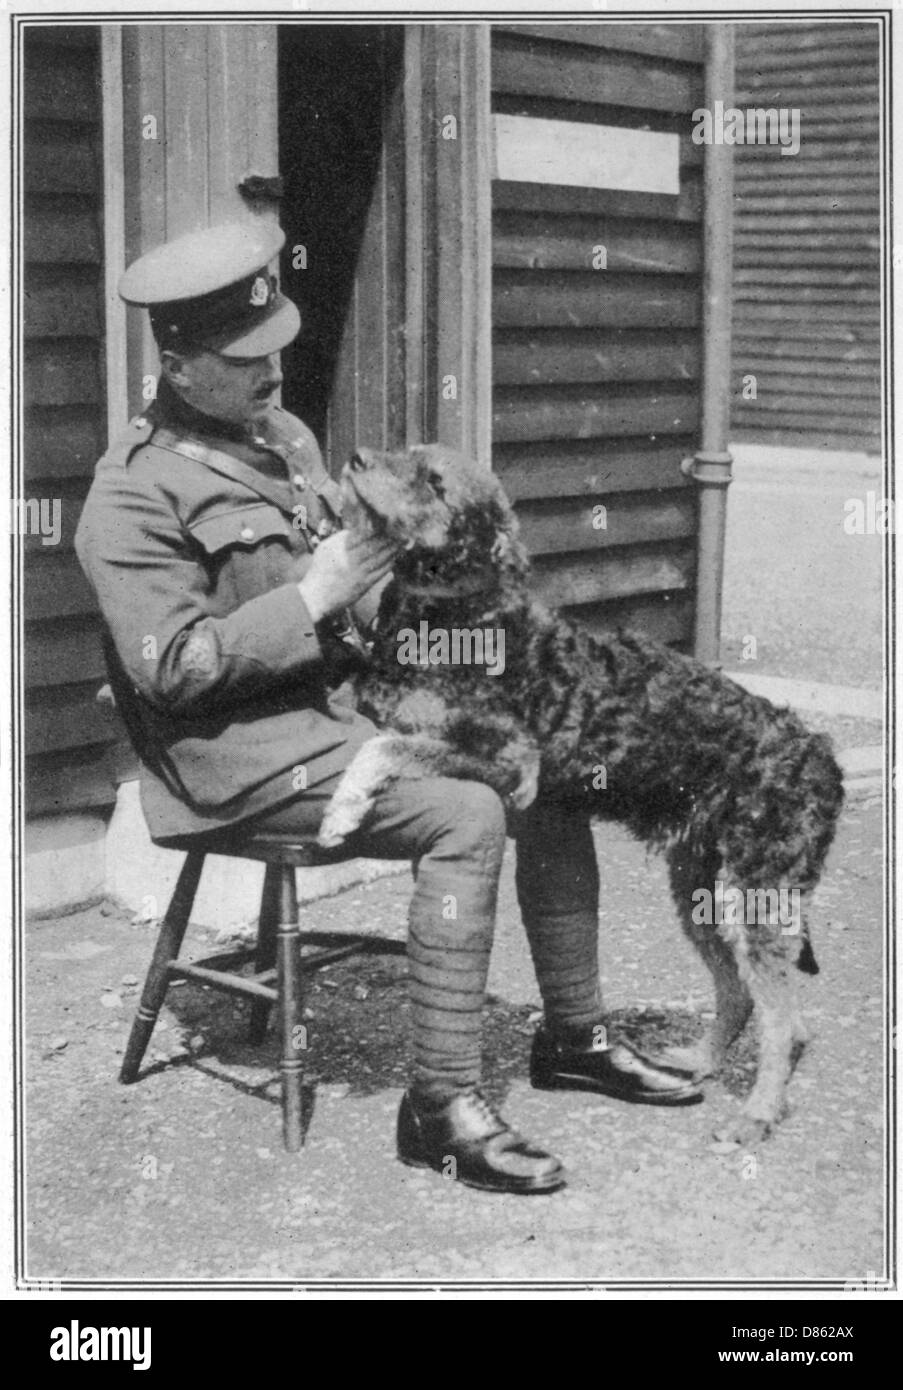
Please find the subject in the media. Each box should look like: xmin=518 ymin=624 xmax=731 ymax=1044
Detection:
xmin=19 ymin=19 xmax=736 ymax=897
xmin=731 ymin=20 xmax=881 ymax=453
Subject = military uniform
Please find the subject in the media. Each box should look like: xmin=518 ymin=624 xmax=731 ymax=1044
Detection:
xmin=75 ymin=382 xmax=375 ymax=842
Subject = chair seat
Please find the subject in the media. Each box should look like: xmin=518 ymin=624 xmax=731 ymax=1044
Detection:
xmin=155 ymin=826 xmax=352 ymax=868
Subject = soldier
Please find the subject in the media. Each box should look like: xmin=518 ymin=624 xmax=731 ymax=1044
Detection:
xmin=76 ymin=221 xmax=701 ymax=1198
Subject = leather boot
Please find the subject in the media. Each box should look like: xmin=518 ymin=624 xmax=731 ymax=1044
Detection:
xmin=531 ymin=1023 xmax=704 ymax=1105
xmin=397 ymin=1088 xmax=566 ymax=1194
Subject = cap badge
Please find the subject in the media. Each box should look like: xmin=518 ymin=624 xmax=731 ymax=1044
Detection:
xmin=250 ymin=276 xmax=270 ymax=308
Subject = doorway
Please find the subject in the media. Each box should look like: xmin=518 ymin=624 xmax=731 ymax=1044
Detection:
xmin=277 ymin=24 xmax=405 ymax=465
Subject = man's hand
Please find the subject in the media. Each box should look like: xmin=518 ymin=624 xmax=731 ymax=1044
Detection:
xmin=352 ymin=570 xmax=394 ymax=631
xmin=297 ymin=530 xmax=397 ymax=624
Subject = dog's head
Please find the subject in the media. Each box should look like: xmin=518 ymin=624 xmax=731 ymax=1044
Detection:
xmin=341 ymin=444 xmax=529 ymax=592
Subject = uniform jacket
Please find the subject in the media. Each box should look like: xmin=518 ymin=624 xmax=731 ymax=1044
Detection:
xmin=74 ymin=385 xmax=375 ymax=841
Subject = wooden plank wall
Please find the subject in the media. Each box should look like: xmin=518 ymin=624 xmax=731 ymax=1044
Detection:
xmin=122 ymin=24 xmax=280 ymax=418
xmin=23 ymin=26 xmax=119 ymax=816
xmin=490 ymin=24 xmax=705 ymax=648
xmin=731 ymin=22 xmax=881 ymax=452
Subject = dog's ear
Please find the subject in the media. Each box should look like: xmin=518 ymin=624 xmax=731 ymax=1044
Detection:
xmin=490 ymin=496 xmax=529 ymax=577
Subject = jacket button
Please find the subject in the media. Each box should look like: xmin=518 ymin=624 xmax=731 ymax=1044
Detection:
xmin=240 ymin=526 xmax=255 ymax=541
xmin=293 ymin=474 xmax=306 ymax=488
xmin=133 ymin=416 xmax=147 ymax=428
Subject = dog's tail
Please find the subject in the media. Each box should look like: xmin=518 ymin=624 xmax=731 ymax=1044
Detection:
xmin=796 ymin=931 xmax=820 ymax=976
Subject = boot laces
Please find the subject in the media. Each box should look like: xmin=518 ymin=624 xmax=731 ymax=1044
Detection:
xmin=466 ymin=1088 xmax=507 ymax=1132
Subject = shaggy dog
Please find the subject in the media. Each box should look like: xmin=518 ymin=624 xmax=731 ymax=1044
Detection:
xmin=319 ymin=445 xmax=845 ymax=1143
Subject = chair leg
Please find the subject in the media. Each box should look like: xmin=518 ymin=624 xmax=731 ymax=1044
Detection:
xmin=277 ymin=862 xmax=305 ymax=1152
xmin=119 ymin=851 xmax=205 ymax=1084
xmin=249 ymin=862 xmax=280 ymax=1043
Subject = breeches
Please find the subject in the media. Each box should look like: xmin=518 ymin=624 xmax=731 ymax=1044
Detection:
xmin=253 ymin=778 xmax=602 ymax=1095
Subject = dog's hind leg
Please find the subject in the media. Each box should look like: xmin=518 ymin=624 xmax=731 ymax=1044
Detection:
xmin=713 ymin=887 xmax=816 ymax=1143
xmin=714 ymin=949 xmax=797 ymax=1146
xmin=662 ymin=841 xmax=753 ymax=1080
xmin=318 ymin=729 xmax=531 ymax=847
xmin=318 ymin=735 xmax=406 ymax=848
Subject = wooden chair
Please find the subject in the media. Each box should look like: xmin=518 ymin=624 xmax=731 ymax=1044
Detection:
xmin=99 ymin=635 xmax=401 ymax=1152
xmin=119 ymin=828 xmax=402 ymax=1152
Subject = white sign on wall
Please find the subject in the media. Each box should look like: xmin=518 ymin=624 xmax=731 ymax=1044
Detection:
xmin=493 ymin=114 xmax=681 ymax=195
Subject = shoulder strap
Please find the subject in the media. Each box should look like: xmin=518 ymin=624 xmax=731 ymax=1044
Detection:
xmin=152 ymin=426 xmax=295 ymax=516
xmin=101 ymin=414 xmax=156 ymax=469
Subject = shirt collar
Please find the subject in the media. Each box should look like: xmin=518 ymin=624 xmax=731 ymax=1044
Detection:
xmin=153 ymin=376 xmax=260 ymax=445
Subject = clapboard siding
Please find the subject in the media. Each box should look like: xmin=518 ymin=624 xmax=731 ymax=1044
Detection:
xmin=23 ymin=27 xmax=118 ymax=816
xmin=25 ymin=617 xmax=108 ymax=687
xmin=494 ymin=273 xmax=701 ymax=330
xmin=495 ymin=169 xmax=703 ymax=224
xmin=24 ymin=42 xmax=103 ymax=122
xmin=27 ymin=750 xmax=122 ymax=818
xmin=24 ymin=407 xmax=105 ymax=483
xmin=731 ymin=22 xmax=882 ymax=452
xmin=25 ymin=267 xmax=103 ymax=338
xmin=567 ymin=591 xmax=694 ymax=647
xmin=493 ymin=330 xmax=700 ymax=386
xmin=517 ymin=489 xmax=697 ymax=556
xmin=533 ymin=542 xmax=695 ymax=609
xmin=23 ymin=554 xmax=96 ymax=622
xmin=493 ymin=214 xmax=702 ymax=274
xmin=493 ymin=24 xmax=705 ymax=63
xmin=24 ymin=340 xmax=103 ymax=407
xmin=494 ymin=437 xmax=697 ymax=501
xmin=491 ymin=23 xmax=705 ymax=648
xmin=493 ymin=385 xmax=699 ymax=443
xmin=493 ymin=30 xmax=704 ymax=114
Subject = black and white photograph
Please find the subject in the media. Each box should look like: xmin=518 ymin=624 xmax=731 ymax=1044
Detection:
xmin=3 ymin=1 xmax=897 ymax=1306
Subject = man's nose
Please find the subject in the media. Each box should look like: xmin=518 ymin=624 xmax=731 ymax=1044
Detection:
xmin=260 ymin=355 xmax=283 ymax=389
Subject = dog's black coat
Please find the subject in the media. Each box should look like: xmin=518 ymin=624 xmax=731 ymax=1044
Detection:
xmin=328 ymin=444 xmax=845 ymax=1140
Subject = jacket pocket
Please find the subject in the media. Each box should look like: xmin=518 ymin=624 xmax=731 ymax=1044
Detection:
xmin=188 ymin=502 xmax=296 ymax=608
xmin=189 ymin=501 xmax=293 ymax=553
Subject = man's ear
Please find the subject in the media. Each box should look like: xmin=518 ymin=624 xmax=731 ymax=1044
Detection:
xmin=159 ymin=348 xmax=191 ymax=390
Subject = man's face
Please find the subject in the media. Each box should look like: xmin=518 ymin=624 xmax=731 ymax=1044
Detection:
xmin=162 ymin=348 xmax=283 ymax=426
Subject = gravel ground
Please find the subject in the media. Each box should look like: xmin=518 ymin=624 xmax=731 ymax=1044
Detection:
xmin=721 ymin=468 xmax=884 ymax=693
xmin=24 ymin=792 xmax=885 ymax=1284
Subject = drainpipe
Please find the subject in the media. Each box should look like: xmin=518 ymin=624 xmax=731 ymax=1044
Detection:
xmin=682 ymin=23 xmax=735 ymax=665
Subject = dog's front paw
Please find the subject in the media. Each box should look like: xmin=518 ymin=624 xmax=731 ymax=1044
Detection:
xmin=653 ymin=1040 xmax=716 ymax=1081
